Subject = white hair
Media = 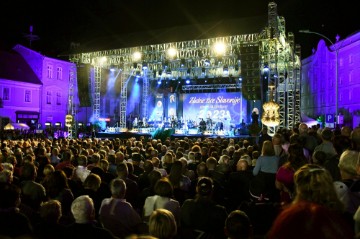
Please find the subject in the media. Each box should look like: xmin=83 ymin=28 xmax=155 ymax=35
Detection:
xmin=71 ymin=195 xmax=95 ymax=223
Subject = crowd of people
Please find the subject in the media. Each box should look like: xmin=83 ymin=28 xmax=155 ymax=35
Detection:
xmin=0 ymin=123 xmax=360 ymax=238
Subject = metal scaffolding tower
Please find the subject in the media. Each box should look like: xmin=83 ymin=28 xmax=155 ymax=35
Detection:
xmin=93 ymin=67 xmax=101 ymax=120
xmin=67 ymin=64 xmax=76 ymax=138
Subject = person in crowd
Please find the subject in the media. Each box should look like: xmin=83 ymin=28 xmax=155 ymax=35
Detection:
xmin=55 ymin=150 xmax=75 ymax=171
xmin=143 ymin=178 xmax=181 ymax=225
xmin=224 ymin=210 xmax=253 ymax=239
xmin=251 ymin=140 xmax=280 ymax=202
xmin=138 ymin=160 xmax=154 ymax=191
xmin=152 ymin=156 xmax=167 ymax=177
xmin=0 ymin=183 xmax=33 ymax=238
xmin=20 ymin=162 xmax=47 ymax=211
xmin=313 ymin=128 xmax=337 ymax=159
xmin=79 ymin=173 xmax=103 ymax=219
xmin=34 ymin=199 xmax=65 ymax=239
xmin=74 ymin=154 xmax=91 ymax=183
xmin=64 ymin=195 xmax=117 ymax=239
xmin=275 ymin=143 xmax=308 ymax=205
xmin=181 ymin=177 xmax=228 ymax=239
xmin=116 ymin=162 xmax=140 ymax=210
xmin=334 ymin=150 xmax=360 ymax=217
xmin=43 ymin=170 xmax=74 ymax=220
xmin=149 ymin=208 xmax=178 ymax=239
xmin=267 ymin=164 xmax=354 ymax=239
xmin=167 ymin=160 xmax=191 ymax=204
xmin=227 ymin=159 xmax=254 ymax=211
xmin=99 ymin=178 xmax=145 ymax=238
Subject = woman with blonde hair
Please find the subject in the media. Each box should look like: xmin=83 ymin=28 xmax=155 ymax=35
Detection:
xmin=250 ymin=140 xmax=280 ymax=202
xmin=149 ymin=209 xmax=177 ymax=239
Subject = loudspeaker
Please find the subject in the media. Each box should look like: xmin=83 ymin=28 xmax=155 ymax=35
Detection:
xmin=77 ymin=63 xmax=92 ymax=107
xmin=240 ymin=45 xmax=261 ymax=100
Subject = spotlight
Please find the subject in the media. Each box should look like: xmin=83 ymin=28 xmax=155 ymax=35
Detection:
xmin=142 ymin=62 xmax=148 ymax=70
xmin=157 ymin=80 xmax=162 ymax=85
xmin=186 ymin=79 xmax=190 ymax=84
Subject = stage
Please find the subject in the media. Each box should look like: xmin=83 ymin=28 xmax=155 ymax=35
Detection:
xmin=95 ymin=127 xmax=254 ymax=142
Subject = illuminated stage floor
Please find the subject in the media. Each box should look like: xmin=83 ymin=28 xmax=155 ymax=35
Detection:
xmin=95 ymin=127 xmax=253 ymax=141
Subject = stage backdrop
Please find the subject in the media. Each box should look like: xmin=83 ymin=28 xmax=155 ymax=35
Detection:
xmin=182 ymin=92 xmax=247 ymax=125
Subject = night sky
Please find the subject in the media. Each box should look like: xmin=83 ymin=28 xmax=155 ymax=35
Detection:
xmin=1 ymin=0 xmax=358 ymax=59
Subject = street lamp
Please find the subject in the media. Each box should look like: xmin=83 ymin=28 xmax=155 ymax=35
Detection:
xmin=299 ymin=29 xmax=339 ymax=127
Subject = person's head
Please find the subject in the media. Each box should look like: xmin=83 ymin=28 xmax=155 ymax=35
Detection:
xmin=261 ymin=140 xmax=275 ymax=156
xmin=196 ymin=162 xmax=208 ymax=177
xmin=116 ymin=162 xmax=129 ymax=179
xmin=154 ymin=178 xmax=173 ymax=198
xmin=267 ymin=200 xmax=354 ymax=239
xmin=0 ymin=169 xmax=13 ymax=184
xmin=148 ymin=169 xmax=162 ymax=188
xmin=236 ymin=159 xmax=249 ymax=171
xmin=351 ymin=127 xmax=360 ymax=150
xmin=43 ymin=163 xmax=55 ymax=177
xmin=83 ymin=173 xmax=101 ymax=192
xmin=293 ymin=164 xmax=343 ymax=212
xmin=225 ymin=210 xmax=252 ymax=239
xmin=143 ymin=160 xmax=154 ymax=173
xmin=71 ymin=195 xmax=95 ymax=224
xmin=151 ymin=157 xmax=161 ymax=167
xmin=312 ymin=150 xmax=327 ymax=165
xmin=338 ymin=149 xmax=360 ymax=180
xmin=149 ymin=209 xmax=177 ymax=239
xmin=77 ymin=154 xmax=88 ymax=167
xmin=110 ymin=178 xmax=126 ymax=199
xmin=341 ymin=126 xmax=352 ymax=137
xmin=287 ymin=143 xmax=308 ymax=170
xmin=320 ymin=128 xmax=333 ymax=141
xmin=298 ymin=123 xmax=308 ymax=135
xmin=40 ymin=200 xmax=62 ymax=224
xmin=0 ymin=183 xmax=21 ymax=209
xmin=206 ymin=157 xmax=217 ymax=170
xmin=196 ymin=176 xmax=213 ymax=197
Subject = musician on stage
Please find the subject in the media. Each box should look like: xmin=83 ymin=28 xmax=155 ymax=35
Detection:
xmin=199 ymin=118 xmax=206 ymax=133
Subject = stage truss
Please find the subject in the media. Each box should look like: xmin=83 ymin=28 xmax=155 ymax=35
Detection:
xmin=69 ymin=2 xmax=301 ymax=130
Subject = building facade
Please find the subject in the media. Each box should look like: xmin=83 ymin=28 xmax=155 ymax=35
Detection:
xmin=0 ymin=45 xmax=78 ymax=130
xmin=301 ymin=31 xmax=360 ymax=128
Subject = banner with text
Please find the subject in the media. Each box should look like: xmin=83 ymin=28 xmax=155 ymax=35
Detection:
xmin=182 ymin=92 xmax=245 ymax=125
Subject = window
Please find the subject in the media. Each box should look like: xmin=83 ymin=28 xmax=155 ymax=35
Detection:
xmin=56 ymin=92 xmax=61 ymax=105
xmin=25 ymin=90 xmax=31 ymax=102
xmin=46 ymin=91 xmax=52 ymax=104
xmin=57 ymin=67 xmax=63 ymax=80
xmin=47 ymin=65 xmax=53 ymax=79
xmin=3 ymin=88 xmax=9 ymax=100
